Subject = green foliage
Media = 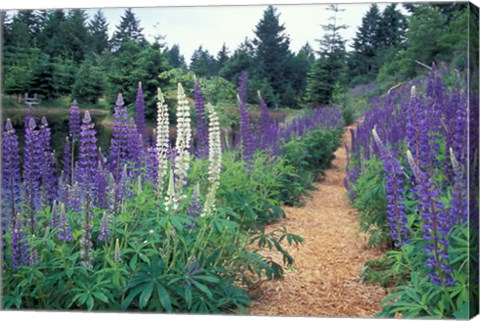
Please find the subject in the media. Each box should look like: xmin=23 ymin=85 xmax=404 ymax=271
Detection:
xmin=217 ymin=152 xmax=288 ymax=227
xmin=377 ymin=223 xmax=478 ymax=319
xmin=190 ymin=45 xmax=217 ymax=78
xmin=2 ymin=175 xmax=301 ymax=313
xmin=359 ymin=251 xmax=410 ymax=288
xmin=106 ymin=41 xmax=170 ymax=117
xmin=351 ymin=156 xmax=390 ymax=248
xmin=197 ymin=77 xmax=236 ymax=106
xmin=281 ymin=128 xmax=342 ymax=206
xmin=110 ymin=8 xmax=146 ymax=52
xmin=305 ymin=5 xmax=348 ymax=107
xmin=165 ymin=44 xmax=187 ymax=69
xmin=331 ymin=85 xmax=355 ymax=125
xmin=72 ymin=54 xmax=107 ymax=105
xmin=89 ymin=10 xmax=110 ymax=55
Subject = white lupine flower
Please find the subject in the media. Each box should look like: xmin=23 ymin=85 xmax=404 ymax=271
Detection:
xmin=203 ymin=103 xmax=222 ymax=216
xmin=175 ymin=83 xmax=192 ymax=193
xmin=156 ymin=88 xmax=170 ymax=193
xmin=164 ymin=165 xmax=178 ymax=212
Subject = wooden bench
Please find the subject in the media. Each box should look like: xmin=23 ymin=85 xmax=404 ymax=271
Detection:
xmin=24 ymin=93 xmax=40 ymax=108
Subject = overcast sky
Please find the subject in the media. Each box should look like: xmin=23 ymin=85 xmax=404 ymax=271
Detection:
xmin=82 ymin=3 xmax=394 ymax=61
xmin=6 ymin=0 xmax=468 ymax=64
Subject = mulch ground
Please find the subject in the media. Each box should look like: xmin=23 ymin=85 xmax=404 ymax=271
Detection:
xmin=248 ymin=126 xmax=388 ymax=317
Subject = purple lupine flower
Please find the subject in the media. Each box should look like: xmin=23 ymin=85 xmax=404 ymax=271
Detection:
xmin=68 ymin=181 xmax=82 ymax=213
xmin=77 ymin=111 xmax=98 ymax=195
xmin=69 ymin=100 xmax=81 ymax=140
xmin=449 ymin=148 xmax=467 ymax=226
xmin=406 ymin=87 xmax=432 ymax=170
xmin=78 ymin=114 xmax=97 ymax=269
xmin=39 ymin=117 xmax=56 ymax=207
xmin=23 ymin=117 xmax=43 ymax=234
xmin=187 ymin=184 xmax=202 ymax=229
xmin=238 ymin=71 xmax=248 ymax=107
xmin=373 ymin=128 xmax=410 ymax=247
xmin=117 ymin=165 xmax=131 ymax=203
xmin=194 ymin=81 xmax=209 ymax=159
xmin=452 ymin=98 xmax=467 ymax=165
xmin=135 ymin=82 xmax=147 ymax=145
xmin=238 ymin=95 xmax=256 ymax=163
xmin=11 ymin=213 xmax=29 ymax=269
xmin=109 ymin=94 xmax=129 ymax=180
xmin=49 ymin=200 xmax=59 ymax=229
xmin=62 ymin=136 xmax=73 ymax=186
xmin=145 ymin=145 xmax=159 ymax=186
xmin=106 ymin=173 xmax=118 ymax=215
xmin=98 ymin=214 xmax=110 ymax=242
xmin=469 ymin=93 xmax=479 ymax=227
xmin=96 ymin=159 xmax=108 ymax=209
xmin=56 ymin=202 xmax=72 ymax=241
xmin=407 ymin=150 xmax=455 ymax=287
xmin=2 ymin=119 xmax=22 ymax=225
xmin=126 ymin=117 xmax=144 ymax=168
xmin=259 ymin=92 xmax=274 ymax=152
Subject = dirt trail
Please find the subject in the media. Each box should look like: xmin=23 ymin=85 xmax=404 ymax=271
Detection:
xmin=248 ymin=126 xmax=387 ymax=317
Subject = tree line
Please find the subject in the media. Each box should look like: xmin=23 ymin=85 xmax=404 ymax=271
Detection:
xmin=1 ymin=3 xmax=474 ymax=115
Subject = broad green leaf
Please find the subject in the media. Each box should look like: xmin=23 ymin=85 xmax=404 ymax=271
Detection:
xmin=139 ymin=283 xmax=153 ymax=309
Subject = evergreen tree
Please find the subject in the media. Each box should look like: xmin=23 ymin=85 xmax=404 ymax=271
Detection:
xmin=107 ymin=41 xmax=170 ymax=117
xmin=1 ymin=11 xmax=12 ymax=46
xmin=3 ymin=48 xmax=39 ymax=102
xmin=72 ymin=54 xmax=106 ymax=104
xmin=219 ymin=39 xmax=254 ymax=82
xmin=89 ymin=10 xmax=110 ymax=54
xmin=378 ymin=4 xmax=407 ymax=48
xmin=298 ymin=42 xmax=315 ymax=63
xmin=287 ymin=44 xmax=315 ymax=105
xmin=30 ymin=53 xmax=60 ymax=101
xmin=131 ymin=42 xmax=171 ymax=118
xmin=165 ymin=44 xmax=186 ymax=68
xmin=253 ymin=5 xmax=293 ymax=107
xmin=305 ymin=4 xmax=348 ymax=106
xmin=111 ymin=8 xmax=146 ymax=52
xmin=63 ymin=9 xmax=91 ymax=63
xmin=348 ymin=4 xmax=383 ymax=83
xmin=216 ymin=43 xmax=230 ymax=71
xmin=8 ymin=10 xmax=38 ymax=48
xmin=190 ymin=45 xmax=216 ymax=78
xmin=40 ymin=10 xmax=68 ymax=57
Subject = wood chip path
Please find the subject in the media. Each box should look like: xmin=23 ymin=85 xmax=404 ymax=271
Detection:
xmin=248 ymin=126 xmax=387 ymax=317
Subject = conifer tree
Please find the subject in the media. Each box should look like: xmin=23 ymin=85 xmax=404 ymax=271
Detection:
xmin=165 ymin=44 xmax=186 ymax=68
xmin=348 ymin=4 xmax=383 ymax=82
xmin=89 ymin=10 xmax=110 ymax=54
xmin=253 ymin=5 xmax=293 ymax=107
xmin=216 ymin=43 xmax=230 ymax=71
xmin=305 ymin=4 xmax=347 ymax=106
xmin=111 ymin=8 xmax=146 ymax=52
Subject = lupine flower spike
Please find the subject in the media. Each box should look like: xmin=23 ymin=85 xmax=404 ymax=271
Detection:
xmin=156 ymin=88 xmax=170 ymax=193
xmin=372 ymin=127 xmax=410 ymax=246
xmin=165 ymin=165 xmax=178 ymax=212
xmin=175 ymin=83 xmax=192 ymax=192
xmin=407 ymin=150 xmax=455 ymax=287
xmin=203 ymin=104 xmax=222 ymax=216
